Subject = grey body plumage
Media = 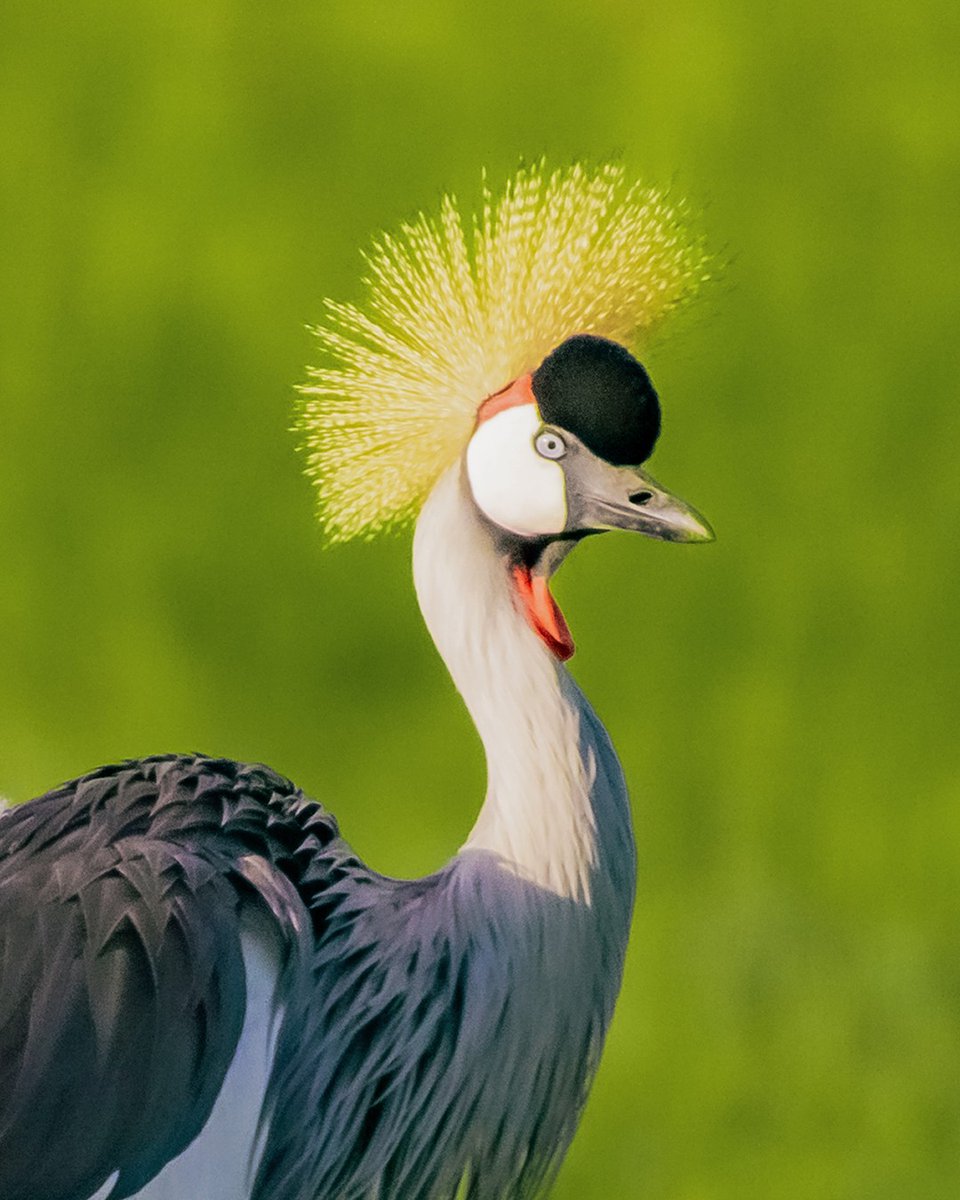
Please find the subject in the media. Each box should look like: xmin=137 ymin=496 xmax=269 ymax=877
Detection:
xmin=0 ymin=669 xmax=634 ymax=1200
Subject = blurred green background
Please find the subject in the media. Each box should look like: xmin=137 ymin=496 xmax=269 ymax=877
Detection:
xmin=1 ymin=1 xmax=958 ymax=1196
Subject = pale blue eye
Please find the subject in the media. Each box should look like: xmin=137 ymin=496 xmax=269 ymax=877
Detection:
xmin=535 ymin=430 xmax=566 ymax=460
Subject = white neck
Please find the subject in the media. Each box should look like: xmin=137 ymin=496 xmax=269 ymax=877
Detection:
xmin=413 ymin=462 xmax=601 ymax=901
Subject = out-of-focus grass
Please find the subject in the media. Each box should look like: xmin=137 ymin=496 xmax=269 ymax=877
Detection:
xmin=1 ymin=2 xmax=958 ymax=1196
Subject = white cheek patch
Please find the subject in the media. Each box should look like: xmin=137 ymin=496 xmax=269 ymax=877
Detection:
xmin=465 ymin=405 xmax=567 ymax=537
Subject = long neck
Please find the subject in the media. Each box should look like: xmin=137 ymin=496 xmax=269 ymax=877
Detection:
xmin=413 ymin=462 xmax=632 ymax=903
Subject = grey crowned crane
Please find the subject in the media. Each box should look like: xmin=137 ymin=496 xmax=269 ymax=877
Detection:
xmin=0 ymin=163 xmax=713 ymax=1200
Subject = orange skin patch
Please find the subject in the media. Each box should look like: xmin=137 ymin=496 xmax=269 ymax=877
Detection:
xmin=512 ymin=563 xmax=575 ymax=662
xmin=475 ymin=374 xmax=537 ymax=424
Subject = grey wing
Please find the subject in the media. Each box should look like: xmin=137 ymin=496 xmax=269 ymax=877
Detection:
xmin=0 ymin=757 xmax=318 ymax=1200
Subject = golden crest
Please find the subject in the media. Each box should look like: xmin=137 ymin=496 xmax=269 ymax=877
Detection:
xmin=298 ymin=162 xmax=709 ymax=542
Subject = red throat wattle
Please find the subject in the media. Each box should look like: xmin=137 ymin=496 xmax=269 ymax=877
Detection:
xmin=511 ymin=563 xmax=575 ymax=662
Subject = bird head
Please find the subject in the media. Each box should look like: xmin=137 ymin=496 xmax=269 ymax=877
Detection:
xmin=299 ymin=162 xmax=713 ymax=660
xmin=464 ymin=333 xmax=712 ymax=659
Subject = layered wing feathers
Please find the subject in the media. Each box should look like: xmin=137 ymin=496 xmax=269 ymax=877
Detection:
xmin=0 ymin=756 xmax=341 ymax=1200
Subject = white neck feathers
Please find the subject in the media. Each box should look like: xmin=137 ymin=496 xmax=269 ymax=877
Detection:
xmin=413 ymin=464 xmax=598 ymax=901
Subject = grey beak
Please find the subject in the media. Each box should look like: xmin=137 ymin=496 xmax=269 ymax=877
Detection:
xmin=565 ymin=458 xmax=714 ymax=543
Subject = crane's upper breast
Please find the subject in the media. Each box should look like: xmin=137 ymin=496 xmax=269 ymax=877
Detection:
xmin=253 ymin=851 xmax=625 ymax=1200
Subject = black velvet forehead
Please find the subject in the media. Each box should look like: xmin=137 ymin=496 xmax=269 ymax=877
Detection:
xmin=530 ymin=334 xmax=661 ymax=465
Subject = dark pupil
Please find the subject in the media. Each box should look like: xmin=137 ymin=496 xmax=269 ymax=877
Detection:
xmin=531 ymin=334 xmax=662 ymax=465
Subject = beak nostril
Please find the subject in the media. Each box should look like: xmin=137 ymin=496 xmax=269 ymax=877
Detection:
xmin=629 ymin=490 xmax=653 ymax=506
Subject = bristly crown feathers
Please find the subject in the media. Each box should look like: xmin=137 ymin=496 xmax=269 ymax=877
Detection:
xmin=298 ymin=161 xmax=710 ymax=542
